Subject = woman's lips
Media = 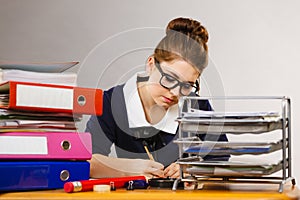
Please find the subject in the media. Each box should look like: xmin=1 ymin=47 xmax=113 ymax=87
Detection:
xmin=162 ymin=96 xmax=174 ymax=103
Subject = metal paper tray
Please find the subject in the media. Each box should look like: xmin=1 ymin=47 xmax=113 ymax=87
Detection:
xmin=174 ymin=137 xmax=285 ymax=155
xmin=181 ymin=110 xmax=281 ymax=120
xmin=177 ymin=118 xmax=283 ymax=134
xmin=184 ymin=164 xmax=283 ymax=177
xmin=177 ymin=157 xmax=285 ymax=177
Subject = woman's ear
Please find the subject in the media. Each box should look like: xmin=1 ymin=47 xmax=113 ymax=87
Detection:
xmin=146 ymin=56 xmax=155 ymax=74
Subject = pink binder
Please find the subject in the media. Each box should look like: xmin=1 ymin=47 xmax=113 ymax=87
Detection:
xmin=0 ymin=132 xmax=92 ymax=160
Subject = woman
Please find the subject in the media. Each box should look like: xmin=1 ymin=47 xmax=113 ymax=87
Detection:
xmin=86 ymin=17 xmax=228 ymax=179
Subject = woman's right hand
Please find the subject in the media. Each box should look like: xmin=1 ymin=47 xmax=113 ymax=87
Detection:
xmin=89 ymin=154 xmax=164 ymax=179
xmin=130 ymin=159 xmax=165 ymax=178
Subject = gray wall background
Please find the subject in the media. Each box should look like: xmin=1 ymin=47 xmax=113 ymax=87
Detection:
xmin=1 ymin=0 xmax=300 ymax=184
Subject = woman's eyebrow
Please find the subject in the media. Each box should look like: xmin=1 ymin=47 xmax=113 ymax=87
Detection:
xmin=187 ymin=81 xmax=195 ymax=85
xmin=164 ymin=68 xmax=180 ymax=79
xmin=164 ymin=68 xmax=195 ymax=84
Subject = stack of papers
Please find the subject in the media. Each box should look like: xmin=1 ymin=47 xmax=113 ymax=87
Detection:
xmin=0 ymin=106 xmax=81 ymax=132
xmin=0 ymin=61 xmax=78 ymax=86
xmin=177 ymin=157 xmax=285 ymax=177
xmin=178 ymin=111 xmax=283 ymax=134
xmin=174 ymin=137 xmax=284 ymax=155
xmin=182 ymin=109 xmax=281 ymax=121
xmin=0 ymin=61 xmax=78 ymax=72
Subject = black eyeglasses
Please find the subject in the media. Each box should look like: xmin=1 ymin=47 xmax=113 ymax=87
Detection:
xmin=154 ymin=59 xmax=199 ymax=96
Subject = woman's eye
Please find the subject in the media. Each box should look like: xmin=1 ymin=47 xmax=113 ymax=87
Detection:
xmin=182 ymin=83 xmax=192 ymax=90
xmin=165 ymin=75 xmax=176 ymax=82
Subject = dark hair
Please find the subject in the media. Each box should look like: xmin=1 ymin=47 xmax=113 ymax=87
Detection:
xmin=154 ymin=17 xmax=209 ymax=73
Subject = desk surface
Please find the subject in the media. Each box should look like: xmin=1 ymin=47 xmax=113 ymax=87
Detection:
xmin=1 ymin=184 xmax=299 ymax=200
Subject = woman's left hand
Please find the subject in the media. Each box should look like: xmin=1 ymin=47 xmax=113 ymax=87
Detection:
xmin=163 ymin=163 xmax=180 ymax=178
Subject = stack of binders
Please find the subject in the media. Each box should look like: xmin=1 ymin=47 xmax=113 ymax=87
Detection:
xmin=0 ymin=62 xmax=103 ymax=192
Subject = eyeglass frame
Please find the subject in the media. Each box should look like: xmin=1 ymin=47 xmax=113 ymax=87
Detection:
xmin=154 ymin=59 xmax=200 ymax=96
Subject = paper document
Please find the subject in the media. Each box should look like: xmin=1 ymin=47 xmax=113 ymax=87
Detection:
xmin=183 ymin=109 xmax=280 ymax=120
xmin=0 ymin=61 xmax=78 ymax=72
xmin=0 ymin=69 xmax=77 ymax=86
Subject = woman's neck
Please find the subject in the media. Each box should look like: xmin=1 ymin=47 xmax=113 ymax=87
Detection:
xmin=137 ymin=82 xmax=166 ymax=124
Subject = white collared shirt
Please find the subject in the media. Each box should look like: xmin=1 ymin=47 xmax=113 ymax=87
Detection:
xmin=123 ymin=73 xmax=178 ymax=134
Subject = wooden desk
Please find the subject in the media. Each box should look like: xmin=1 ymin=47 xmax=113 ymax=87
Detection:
xmin=1 ymin=184 xmax=299 ymax=200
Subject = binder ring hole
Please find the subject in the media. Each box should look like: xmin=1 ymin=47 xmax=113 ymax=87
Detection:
xmin=60 ymin=170 xmax=70 ymax=181
xmin=61 ymin=140 xmax=71 ymax=150
xmin=77 ymin=95 xmax=86 ymax=106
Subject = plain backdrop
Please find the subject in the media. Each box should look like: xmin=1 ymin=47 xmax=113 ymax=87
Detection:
xmin=1 ymin=0 xmax=299 ymax=185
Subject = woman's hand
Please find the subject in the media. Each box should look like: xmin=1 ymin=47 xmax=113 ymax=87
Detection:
xmin=89 ymin=154 xmax=164 ymax=179
xmin=131 ymin=159 xmax=165 ymax=179
xmin=163 ymin=163 xmax=180 ymax=178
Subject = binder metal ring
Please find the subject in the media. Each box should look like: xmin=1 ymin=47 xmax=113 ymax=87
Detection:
xmin=77 ymin=95 xmax=86 ymax=106
xmin=61 ymin=140 xmax=71 ymax=150
xmin=60 ymin=170 xmax=70 ymax=181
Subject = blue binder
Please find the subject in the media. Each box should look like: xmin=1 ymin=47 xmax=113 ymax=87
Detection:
xmin=0 ymin=161 xmax=90 ymax=191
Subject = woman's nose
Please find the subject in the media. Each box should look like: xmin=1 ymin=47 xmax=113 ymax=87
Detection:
xmin=169 ymin=85 xmax=180 ymax=96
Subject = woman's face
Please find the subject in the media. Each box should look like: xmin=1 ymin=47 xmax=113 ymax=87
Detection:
xmin=146 ymin=57 xmax=199 ymax=109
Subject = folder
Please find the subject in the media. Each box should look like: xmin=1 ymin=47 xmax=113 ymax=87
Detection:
xmin=0 ymin=108 xmax=81 ymax=121
xmin=0 ymin=81 xmax=103 ymax=115
xmin=0 ymin=69 xmax=77 ymax=86
xmin=0 ymin=132 xmax=92 ymax=160
xmin=0 ymin=161 xmax=90 ymax=191
xmin=0 ymin=119 xmax=77 ymax=130
xmin=0 ymin=61 xmax=79 ymax=72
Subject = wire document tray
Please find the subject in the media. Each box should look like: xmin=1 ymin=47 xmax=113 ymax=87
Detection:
xmin=174 ymin=137 xmax=285 ymax=155
xmin=172 ymin=96 xmax=295 ymax=192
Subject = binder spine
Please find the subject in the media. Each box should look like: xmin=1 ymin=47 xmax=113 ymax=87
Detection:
xmin=0 ymin=161 xmax=90 ymax=191
xmin=0 ymin=132 xmax=92 ymax=160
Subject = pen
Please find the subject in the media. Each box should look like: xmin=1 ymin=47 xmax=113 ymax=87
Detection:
xmin=142 ymin=141 xmax=154 ymax=161
xmin=144 ymin=145 xmax=155 ymax=161
xmin=64 ymin=175 xmax=146 ymax=193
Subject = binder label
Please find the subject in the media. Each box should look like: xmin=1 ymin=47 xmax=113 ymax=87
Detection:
xmin=0 ymin=136 xmax=48 ymax=154
xmin=16 ymin=84 xmax=73 ymax=109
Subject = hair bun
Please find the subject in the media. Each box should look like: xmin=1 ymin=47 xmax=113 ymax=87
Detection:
xmin=166 ymin=17 xmax=209 ymax=45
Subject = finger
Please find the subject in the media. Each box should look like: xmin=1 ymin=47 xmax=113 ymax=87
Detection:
xmin=168 ymin=170 xmax=180 ymax=178
xmin=164 ymin=163 xmax=177 ymax=172
xmin=144 ymin=167 xmax=164 ymax=177
xmin=148 ymin=160 xmax=164 ymax=170
xmin=164 ymin=168 xmax=175 ymax=178
xmin=163 ymin=163 xmax=176 ymax=175
xmin=144 ymin=160 xmax=164 ymax=177
xmin=152 ymin=169 xmax=164 ymax=177
xmin=164 ymin=164 xmax=180 ymax=178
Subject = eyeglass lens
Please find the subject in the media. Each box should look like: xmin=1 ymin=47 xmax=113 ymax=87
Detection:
xmin=155 ymin=60 xmax=198 ymax=95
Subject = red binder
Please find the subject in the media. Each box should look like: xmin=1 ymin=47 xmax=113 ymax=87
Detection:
xmin=0 ymin=81 xmax=103 ymax=115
